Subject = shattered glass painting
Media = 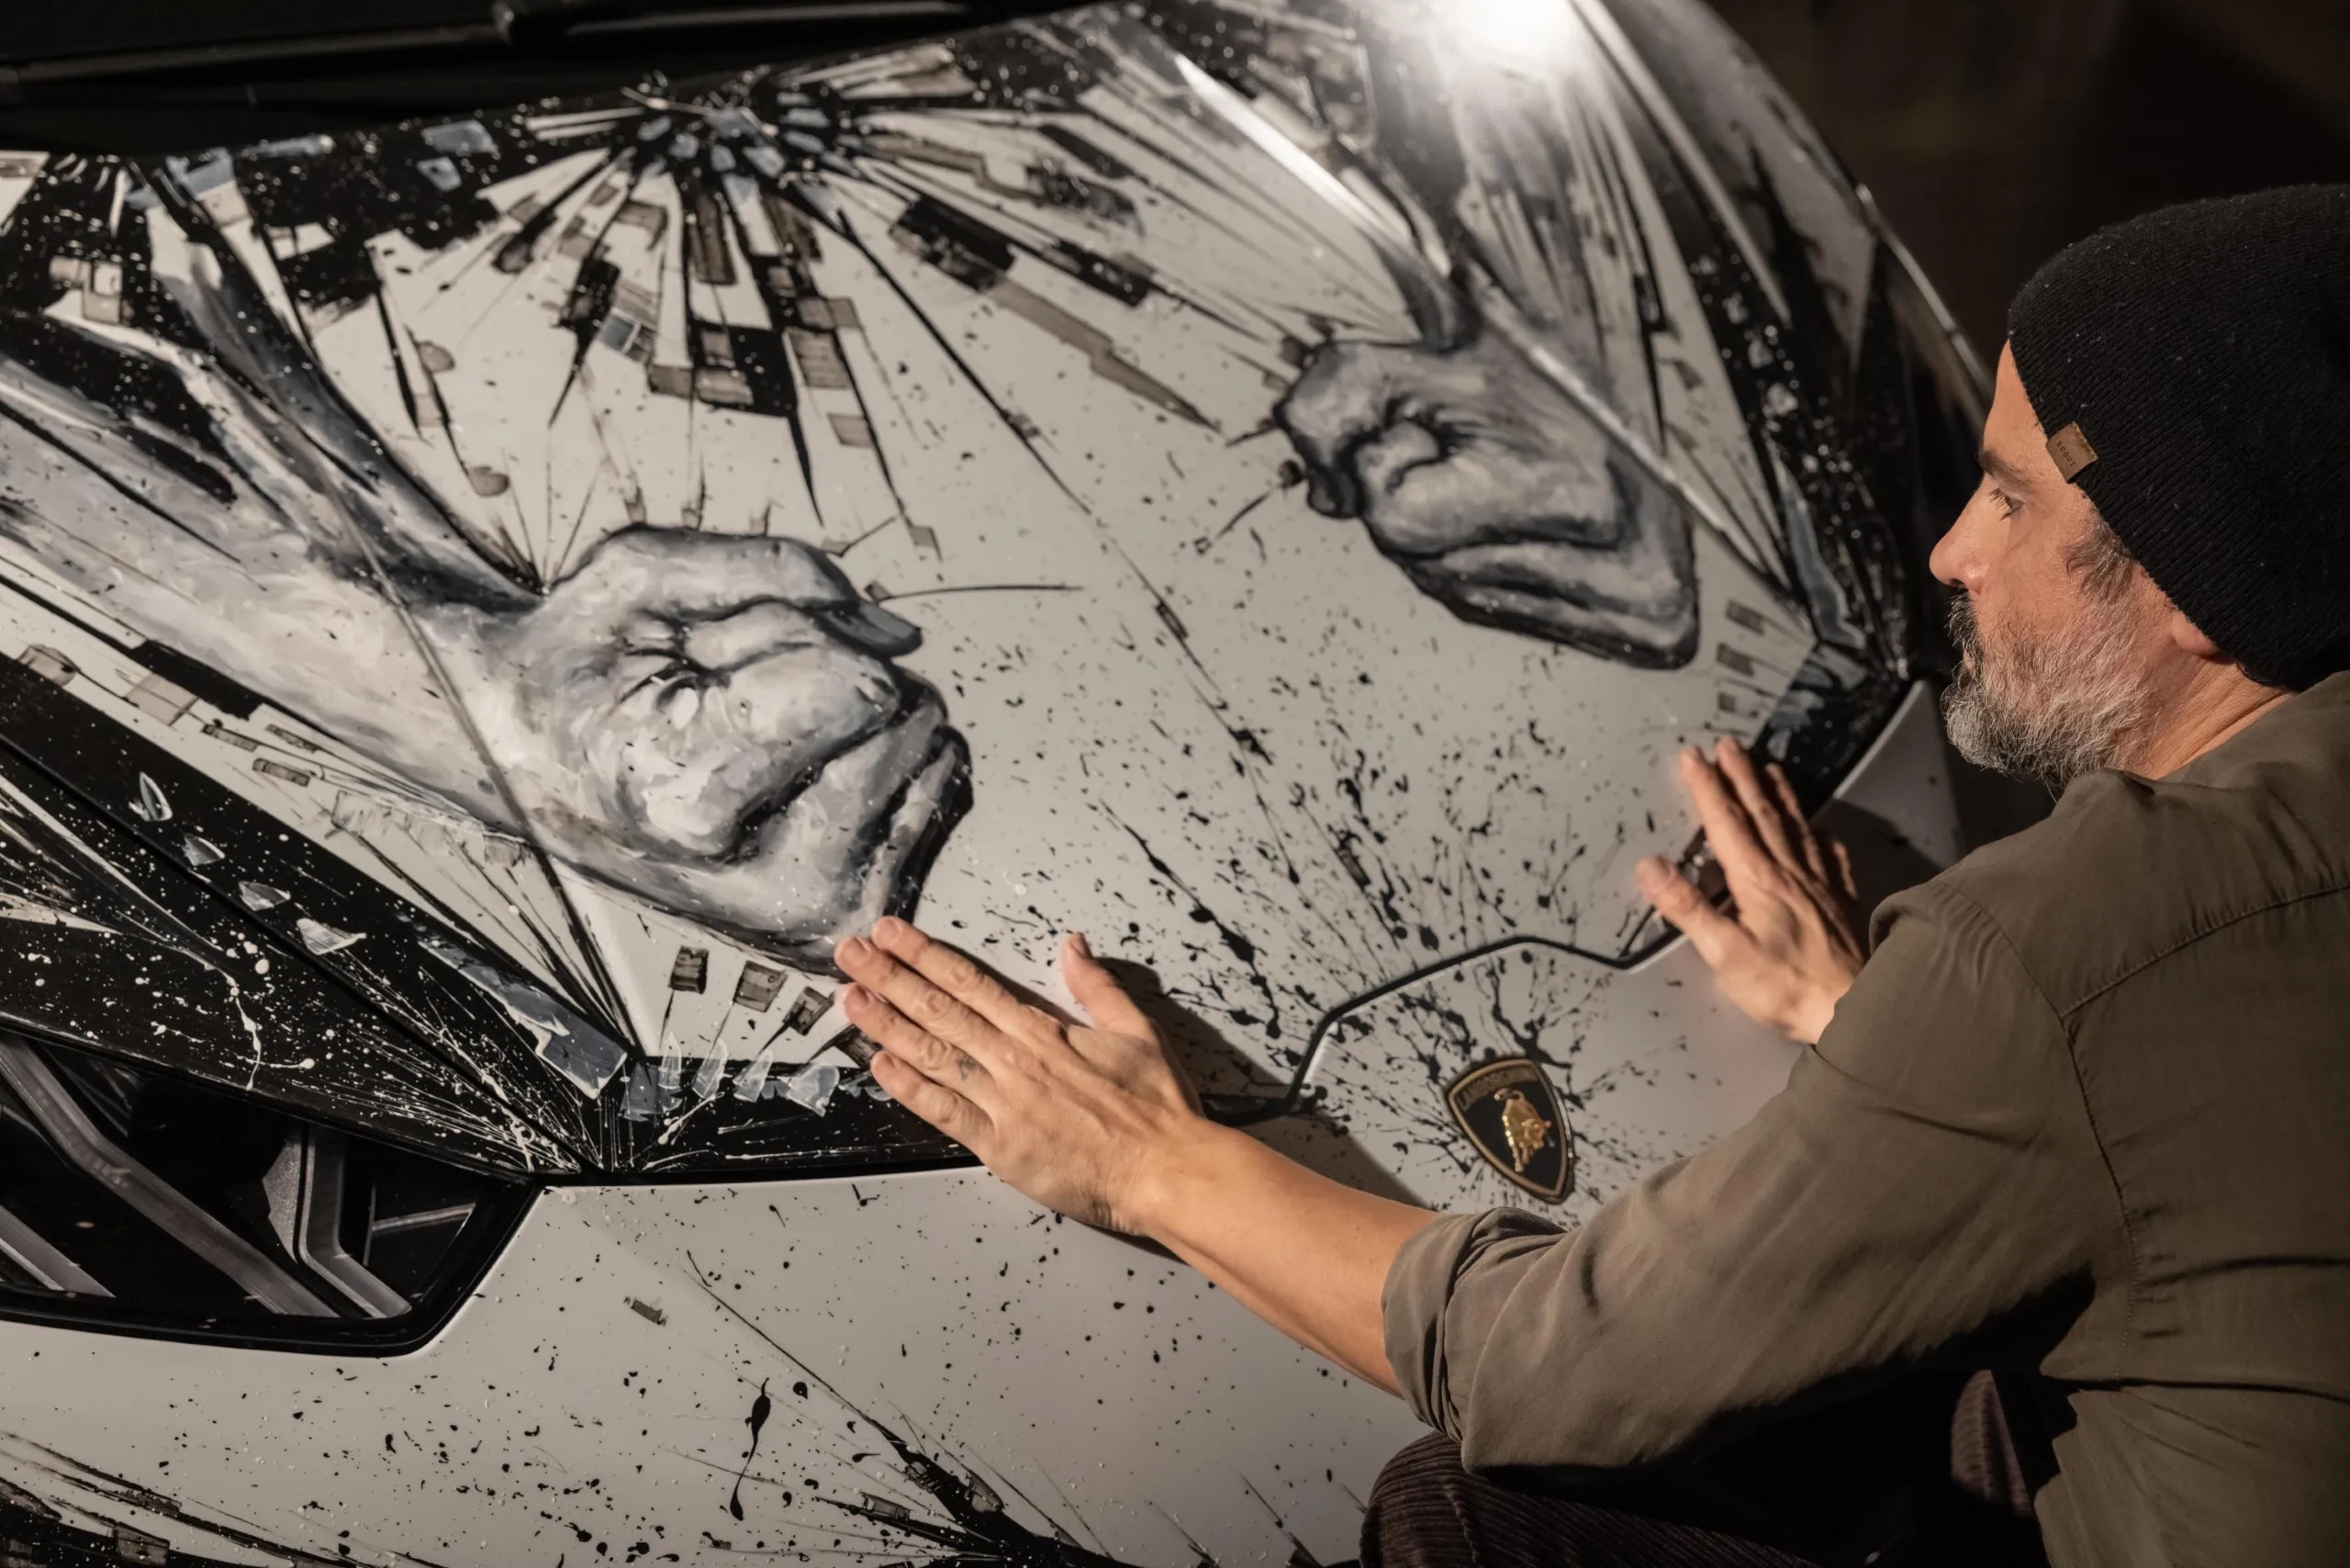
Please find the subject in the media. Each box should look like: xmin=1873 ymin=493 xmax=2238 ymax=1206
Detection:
xmin=0 ymin=0 xmax=1947 ymax=1185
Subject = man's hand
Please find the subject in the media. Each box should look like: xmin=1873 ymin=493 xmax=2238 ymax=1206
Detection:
xmin=837 ymin=917 xmax=1440 ymax=1388
xmin=1636 ymin=739 xmax=1864 ymax=1044
xmin=836 ymin=919 xmax=1208 ymax=1233
xmin=1275 ymin=330 xmax=1698 ymax=669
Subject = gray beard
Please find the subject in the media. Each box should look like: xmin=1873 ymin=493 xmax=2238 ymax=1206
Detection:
xmin=1941 ymin=595 xmax=2154 ymax=790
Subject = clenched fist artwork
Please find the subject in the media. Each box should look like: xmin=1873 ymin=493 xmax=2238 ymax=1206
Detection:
xmin=1277 ymin=326 xmax=1700 ymax=671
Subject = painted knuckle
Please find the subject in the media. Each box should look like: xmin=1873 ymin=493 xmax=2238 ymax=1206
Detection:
xmin=1295 ymin=338 xmax=1371 ymax=394
xmin=1282 ymin=342 xmax=1393 ymax=441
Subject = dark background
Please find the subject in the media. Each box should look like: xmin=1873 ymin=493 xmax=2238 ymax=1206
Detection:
xmin=1715 ymin=0 xmax=2350 ymax=352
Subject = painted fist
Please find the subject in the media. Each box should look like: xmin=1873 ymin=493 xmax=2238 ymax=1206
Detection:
xmin=1277 ymin=330 xmax=1698 ymax=668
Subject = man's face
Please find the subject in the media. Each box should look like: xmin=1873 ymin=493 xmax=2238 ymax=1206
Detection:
xmin=1928 ymin=345 xmax=2165 ymax=787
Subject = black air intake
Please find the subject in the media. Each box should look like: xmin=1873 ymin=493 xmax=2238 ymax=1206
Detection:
xmin=0 ymin=1029 xmax=527 ymax=1351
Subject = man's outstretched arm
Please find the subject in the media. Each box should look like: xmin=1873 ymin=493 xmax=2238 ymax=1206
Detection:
xmin=834 ymin=920 xmax=1436 ymax=1389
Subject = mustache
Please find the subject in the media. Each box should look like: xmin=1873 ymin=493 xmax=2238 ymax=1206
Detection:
xmin=1946 ymin=594 xmax=1984 ymax=665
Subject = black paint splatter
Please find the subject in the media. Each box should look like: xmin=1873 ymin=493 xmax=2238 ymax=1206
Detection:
xmin=726 ymin=1378 xmax=771 ymax=1521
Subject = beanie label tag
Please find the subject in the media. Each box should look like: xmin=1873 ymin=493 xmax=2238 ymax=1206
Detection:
xmin=2046 ymin=421 xmax=2099 ymax=480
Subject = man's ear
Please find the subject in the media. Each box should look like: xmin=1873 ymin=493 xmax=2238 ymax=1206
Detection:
xmin=2165 ymin=602 xmax=2229 ymax=662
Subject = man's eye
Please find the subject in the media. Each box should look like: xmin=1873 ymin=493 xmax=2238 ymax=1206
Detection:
xmin=1990 ymin=487 xmax=2021 ymax=517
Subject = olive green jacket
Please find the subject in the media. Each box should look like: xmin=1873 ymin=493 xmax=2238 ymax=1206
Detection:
xmin=1385 ymin=672 xmax=2350 ymax=1566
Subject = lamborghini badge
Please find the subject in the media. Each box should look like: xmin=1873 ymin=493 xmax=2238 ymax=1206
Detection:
xmin=1446 ymin=1057 xmax=1572 ymax=1202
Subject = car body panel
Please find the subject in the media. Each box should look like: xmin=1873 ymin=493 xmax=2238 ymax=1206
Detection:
xmin=0 ymin=1170 xmax=1416 ymax=1563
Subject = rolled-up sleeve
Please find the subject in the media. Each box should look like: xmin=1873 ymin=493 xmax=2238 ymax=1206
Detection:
xmin=1380 ymin=880 xmax=2109 ymax=1472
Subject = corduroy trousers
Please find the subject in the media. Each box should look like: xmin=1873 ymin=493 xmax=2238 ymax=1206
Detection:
xmin=1361 ymin=1372 xmax=2048 ymax=1568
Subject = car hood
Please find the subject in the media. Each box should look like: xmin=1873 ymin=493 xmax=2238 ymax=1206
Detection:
xmin=0 ymin=0 xmax=1952 ymax=1180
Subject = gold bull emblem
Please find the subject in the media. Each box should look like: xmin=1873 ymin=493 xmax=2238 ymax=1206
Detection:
xmin=1445 ymin=1058 xmax=1572 ymax=1203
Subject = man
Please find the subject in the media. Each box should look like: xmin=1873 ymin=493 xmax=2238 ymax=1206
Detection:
xmin=832 ymin=185 xmax=2350 ymax=1562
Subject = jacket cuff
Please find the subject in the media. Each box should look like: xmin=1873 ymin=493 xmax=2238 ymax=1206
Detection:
xmin=1382 ymin=1211 xmax=1481 ymax=1430
xmin=1383 ymin=1209 xmax=1571 ymax=1431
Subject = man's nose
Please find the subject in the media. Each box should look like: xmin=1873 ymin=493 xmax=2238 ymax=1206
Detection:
xmin=1929 ymin=492 xmax=1993 ymax=593
xmin=1927 ymin=524 xmax=1964 ymax=589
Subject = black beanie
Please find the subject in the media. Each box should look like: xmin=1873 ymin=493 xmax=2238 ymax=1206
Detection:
xmin=2007 ymin=184 xmax=2350 ymax=690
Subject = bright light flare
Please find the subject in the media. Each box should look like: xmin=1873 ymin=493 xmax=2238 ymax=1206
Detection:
xmin=1449 ymin=0 xmax=1583 ymax=65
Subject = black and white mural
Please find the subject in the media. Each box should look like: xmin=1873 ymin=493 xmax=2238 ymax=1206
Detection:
xmin=0 ymin=0 xmax=1947 ymax=1182
xmin=0 ymin=1 xmax=1986 ymax=1562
